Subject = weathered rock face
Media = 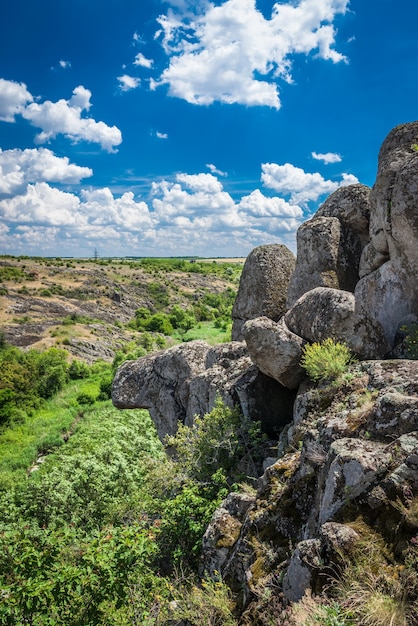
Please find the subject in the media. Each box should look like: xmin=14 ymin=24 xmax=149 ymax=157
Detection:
xmin=353 ymin=122 xmax=418 ymax=357
xmin=232 ymin=244 xmax=295 ymax=341
xmin=243 ymin=317 xmax=306 ymax=389
xmin=287 ymin=184 xmax=371 ymax=308
xmin=284 ymin=287 xmax=355 ymax=344
xmin=200 ymin=360 xmax=418 ymax=608
xmin=111 ymin=340 xmax=296 ymax=439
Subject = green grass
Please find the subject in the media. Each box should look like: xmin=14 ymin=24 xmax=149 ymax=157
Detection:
xmin=174 ymin=321 xmax=232 ymax=345
xmin=0 ymin=375 xmax=109 ymax=490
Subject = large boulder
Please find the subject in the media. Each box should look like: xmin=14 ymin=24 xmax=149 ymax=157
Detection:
xmin=243 ymin=289 xmax=356 ymax=390
xmin=287 ymin=185 xmax=370 ymax=308
xmin=112 ymin=340 xmax=295 ymax=439
xmin=354 ymin=122 xmax=418 ymax=357
xmin=232 ymin=244 xmax=295 ymax=341
xmin=284 ymin=287 xmax=355 ymax=344
xmin=243 ymin=317 xmax=306 ymax=389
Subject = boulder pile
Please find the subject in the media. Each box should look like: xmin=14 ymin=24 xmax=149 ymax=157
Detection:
xmin=112 ymin=122 xmax=418 ymax=615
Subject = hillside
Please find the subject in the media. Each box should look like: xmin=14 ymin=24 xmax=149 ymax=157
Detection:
xmin=0 ymin=256 xmax=243 ymax=362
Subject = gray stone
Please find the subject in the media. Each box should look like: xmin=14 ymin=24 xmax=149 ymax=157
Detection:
xmin=283 ymin=539 xmax=321 ymax=602
xmin=243 ymin=316 xmax=306 ymax=389
xmin=112 ymin=339 xmax=295 ymax=440
xmin=232 ymin=244 xmax=295 ymax=341
xmin=287 ymin=185 xmax=370 ymax=308
xmin=284 ymin=287 xmax=355 ymax=344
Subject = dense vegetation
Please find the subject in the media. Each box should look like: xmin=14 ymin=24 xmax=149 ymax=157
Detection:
xmin=0 ymin=343 xmax=262 ymax=624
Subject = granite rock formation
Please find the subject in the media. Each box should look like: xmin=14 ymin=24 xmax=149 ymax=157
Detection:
xmin=112 ymin=340 xmax=295 ymax=439
xmin=232 ymin=244 xmax=295 ymax=341
xmin=112 ymin=121 xmax=418 ymax=618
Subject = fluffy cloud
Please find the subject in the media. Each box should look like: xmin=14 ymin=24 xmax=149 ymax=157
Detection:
xmin=312 ymin=151 xmax=342 ymax=164
xmin=154 ymin=0 xmax=349 ymax=107
xmin=20 ymin=85 xmax=122 ymax=152
xmin=0 ymin=160 xmax=358 ymax=256
xmin=0 ymin=147 xmax=92 ymax=196
xmin=134 ymin=53 xmax=153 ymax=68
xmin=151 ymin=172 xmax=235 ymax=224
xmin=0 ymin=78 xmax=33 ymax=122
xmin=80 ymin=188 xmax=154 ymax=231
xmin=0 ymin=182 xmax=83 ymax=226
xmin=156 ymin=131 xmax=168 ymax=139
xmin=117 ymin=75 xmax=141 ymax=91
xmin=261 ymin=162 xmax=358 ymax=206
xmin=0 ymin=79 xmax=122 ymax=152
xmin=206 ymin=163 xmax=227 ymax=177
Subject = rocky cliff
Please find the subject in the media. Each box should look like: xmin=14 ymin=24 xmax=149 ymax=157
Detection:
xmin=112 ymin=122 xmax=418 ymax=622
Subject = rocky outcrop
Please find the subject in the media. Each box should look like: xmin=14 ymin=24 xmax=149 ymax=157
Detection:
xmin=352 ymin=122 xmax=418 ymax=357
xmin=242 ymin=122 xmax=418 ymax=382
xmin=110 ymin=122 xmax=418 ymax=620
xmin=232 ymin=244 xmax=295 ymax=341
xmin=200 ymin=360 xmax=418 ymax=610
xmin=112 ymin=340 xmax=296 ymax=439
xmin=286 ymin=184 xmax=370 ymax=308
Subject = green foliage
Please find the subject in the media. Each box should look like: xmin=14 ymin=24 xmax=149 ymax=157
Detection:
xmin=166 ymin=575 xmax=236 ymax=626
xmin=131 ymin=309 xmax=174 ymax=335
xmin=401 ymin=322 xmax=418 ymax=359
xmin=147 ymin=281 xmax=170 ymax=310
xmin=0 ymin=345 xmax=263 ymax=623
xmin=165 ymin=396 xmax=264 ymax=485
xmin=68 ymin=359 xmax=91 ymax=380
xmin=7 ymin=408 xmax=163 ymax=530
xmin=169 ymin=304 xmax=196 ymax=333
xmin=300 ymin=338 xmax=353 ymax=382
xmin=0 ymin=265 xmax=32 ymax=282
xmin=0 ymin=345 xmax=69 ymax=424
xmin=144 ymin=312 xmax=174 ymax=335
xmin=0 ymin=520 xmax=160 ymax=626
xmin=76 ymin=391 xmax=96 ymax=405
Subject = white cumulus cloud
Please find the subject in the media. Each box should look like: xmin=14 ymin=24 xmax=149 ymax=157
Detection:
xmin=261 ymin=162 xmax=358 ymax=206
xmin=312 ymin=151 xmax=342 ymax=164
xmin=117 ymin=74 xmax=141 ymax=91
xmin=134 ymin=53 xmax=154 ymax=68
xmin=0 ymin=147 xmax=92 ymax=196
xmin=0 ymin=78 xmax=33 ymax=122
xmin=154 ymin=0 xmax=349 ymax=107
xmin=21 ymin=85 xmax=122 ymax=152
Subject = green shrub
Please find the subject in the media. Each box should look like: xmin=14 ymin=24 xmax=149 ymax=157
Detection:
xmin=68 ymin=359 xmax=90 ymax=380
xmin=165 ymin=396 xmax=264 ymax=486
xmin=401 ymin=323 xmax=418 ymax=359
xmin=144 ymin=313 xmax=173 ymax=335
xmin=76 ymin=392 xmax=96 ymax=405
xmin=300 ymin=338 xmax=353 ymax=382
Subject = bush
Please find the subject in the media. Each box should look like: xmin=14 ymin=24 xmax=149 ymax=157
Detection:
xmin=300 ymin=338 xmax=353 ymax=382
xmin=68 ymin=360 xmax=90 ymax=380
xmin=165 ymin=397 xmax=264 ymax=486
xmin=144 ymin=313 xmax=173 ymax=335
xmin=76 ymin=392 xmax=96 ymax=405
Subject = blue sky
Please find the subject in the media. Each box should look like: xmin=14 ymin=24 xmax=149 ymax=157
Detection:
xmin=0 ymin=0 xmax=417 ymax=258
